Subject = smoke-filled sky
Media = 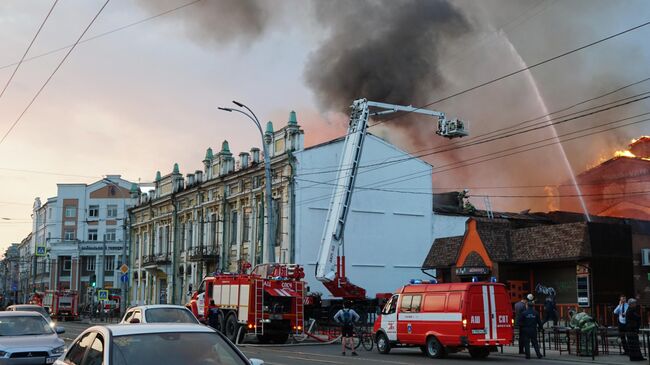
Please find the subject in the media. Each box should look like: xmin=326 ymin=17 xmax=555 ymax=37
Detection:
xmin=1 ymin=0 xmax=649 ymax=253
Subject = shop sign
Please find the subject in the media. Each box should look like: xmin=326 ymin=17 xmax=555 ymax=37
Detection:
xmin=455 ymin=267 xmax=490 ymax=276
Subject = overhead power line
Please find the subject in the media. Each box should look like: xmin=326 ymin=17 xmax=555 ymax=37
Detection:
xmin=0 ymin=0 xmax=111 ymax=146
xmin=0 ymin=0 xmax=202 ymax=72
xmin=0 ymin=0 xmax=59 ymax=100
xmin=370 ymin=18 xmax=650 ymax=128
xmin=298 ymin=93 xmax=650 ymax=178
xmin=294 ymin=113 xmax=650 ymax=207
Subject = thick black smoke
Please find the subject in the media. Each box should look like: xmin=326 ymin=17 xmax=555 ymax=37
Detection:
xmin=305 ymin=0 xmax=471 ymax=112
xmin=135 ymin=0 xmax=271 ymax=44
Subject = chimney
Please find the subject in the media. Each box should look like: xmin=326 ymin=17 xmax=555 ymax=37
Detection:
xmin=239 ymin=152 xmax=250 ymax=169
xmin=250 ymin=147 xmax=260 ymax=164
xmin=187 ymin=173 xmax=195 ymax=186
xmin=195 ymin=170 xmax=203 ymax=183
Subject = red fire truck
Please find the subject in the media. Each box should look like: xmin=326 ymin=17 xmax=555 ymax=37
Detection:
xmin=373 ymin=281 xmax=513 ymax=359
xmin=188 ymin=263 xmax=305 ymax=344
xmin=42 ymin=290 xmax=79 ymax=321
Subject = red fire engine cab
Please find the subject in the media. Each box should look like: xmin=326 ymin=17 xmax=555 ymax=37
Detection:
xmin=42 ymin=290 xmax=79 ymax=321
xmin=373 ymin=281 xmax=513 ymax=359
xmin=188 ymin=263 xmax=305 ymax=344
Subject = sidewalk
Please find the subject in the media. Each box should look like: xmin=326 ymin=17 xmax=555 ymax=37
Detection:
xmin=496 ymin=345 xmax=643 ymax=365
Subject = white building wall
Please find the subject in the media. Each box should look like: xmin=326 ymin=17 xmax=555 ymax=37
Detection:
xmin=294 ymin=135 xmax=433 ymax=297
xmin=432 ymin=213 xmax=468 ymax=240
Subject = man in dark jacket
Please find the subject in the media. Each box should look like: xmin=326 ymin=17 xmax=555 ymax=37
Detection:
xmin=518 ymin=302 xmax=544 ymax=359
xmin=514 ymin=297 xmax=528 ymax=354
xmin=625 ymin=298 xmax=646 ymax=361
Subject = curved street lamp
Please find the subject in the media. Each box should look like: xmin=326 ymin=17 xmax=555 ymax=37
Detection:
xmin=218 ymin=101 xmax=275 ymax=264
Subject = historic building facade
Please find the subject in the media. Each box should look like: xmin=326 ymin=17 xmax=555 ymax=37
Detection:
xmin=130 ymin=113 xmax=302 ymax=306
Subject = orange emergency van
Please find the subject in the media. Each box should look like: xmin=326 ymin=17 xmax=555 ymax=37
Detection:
xmin=373 ymin=281 xmax=513 ymax=359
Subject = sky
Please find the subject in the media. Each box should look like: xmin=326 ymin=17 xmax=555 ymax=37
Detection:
xmin=1 ymin=0 xmax=649 ymax=254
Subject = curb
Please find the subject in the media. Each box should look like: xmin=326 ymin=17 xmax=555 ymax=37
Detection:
xmin=495 ymin=352 xmax=631 ymax=365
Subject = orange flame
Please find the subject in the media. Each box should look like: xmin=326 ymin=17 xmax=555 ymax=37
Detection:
xmin=614 ymin=150 xmax=636 ymax=158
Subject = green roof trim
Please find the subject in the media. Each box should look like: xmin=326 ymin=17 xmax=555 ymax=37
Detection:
xmin=266 ymin=121 xmax=274 ymax=134
xmin=288 ymin=111 xmax=297 ymax=125
xmin=155 ymin=171 xmax=161 ymax=182
xmin=205 ymin=147 xmax=214 ymax=160
xmin=130 ymin=183 xmax=139 ymax=194
xmin=221 ymin=140 xmax=230 ymax=153
xmin=173 ymin=163 xmax=179 ymax=174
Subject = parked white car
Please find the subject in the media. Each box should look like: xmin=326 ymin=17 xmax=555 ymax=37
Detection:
xmin=119 ymin=305 xmax=199 ymax=324
xmin=5 ymin=304 xmax=55 ymax=327
xmin=0 ymin=311 xmax=65 ymax=365
xmin=55 ymin=324 xmax=263 ymax=365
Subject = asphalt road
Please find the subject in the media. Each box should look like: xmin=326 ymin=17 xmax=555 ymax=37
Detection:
xmin=57 ymin=321 xmax=572 ymax=365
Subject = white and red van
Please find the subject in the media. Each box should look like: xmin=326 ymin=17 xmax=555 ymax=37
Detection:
xmin=373 ymin=281 xmax=513 ymax=359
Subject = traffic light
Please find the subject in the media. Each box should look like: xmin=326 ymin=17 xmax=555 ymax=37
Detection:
xmin=90 ymin=274 xmax=96 ymax=288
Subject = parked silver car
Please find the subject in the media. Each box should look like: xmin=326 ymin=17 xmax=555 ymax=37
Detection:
xmin=0 ymin=311 xmax=65 ymax=365
xmin=54 ymin=324 xmax=263 ymax=365
xmin=120 ymin=305 xmax=199 ymax=324
xmin=5 ymin=304 xmax=55 ymax=326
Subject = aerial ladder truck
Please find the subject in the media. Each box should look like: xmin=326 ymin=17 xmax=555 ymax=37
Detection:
xmin=313 ymin=98 xmax=468 ymax=304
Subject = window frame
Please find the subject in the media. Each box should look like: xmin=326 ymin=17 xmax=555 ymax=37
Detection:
xmin=88 ymin=229 xmax=98 ymax=241
xmin=86 ymin=256 xmax=95 ymax=272
xmin=64 ymin=332 xmax=95 ymax=365
xmin=64 ymin=229 xmax=76 ymax=241
xmin=105 ymin=256 xmax=115 ymax=272
xmin=105 ymin=229 xmax=116 ymax=242
xmin=106 ymin=205 xmax=118 ymax=218
xmin=82 ymin=334 xmax=104 ymax=365
xmin=64 ymin=206 xmax=77 ymax=218
xmin=88 ymin=205 xmax=99 ymax=218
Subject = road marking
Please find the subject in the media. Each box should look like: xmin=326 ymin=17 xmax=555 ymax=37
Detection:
xmin=255 ymin=348 xmax=416 ymax=364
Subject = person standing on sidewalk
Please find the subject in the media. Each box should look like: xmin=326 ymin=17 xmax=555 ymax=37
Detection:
xmin=614 ymin=294 xmax=629 ymax=355
xmin=625 ymin=298 xmax=646 ymax=361
xmin=334 ymin=301 xmax=360 ymax=356
xmin=518 ymin=302 xmax=544 ymax=359
xmin=514 ymin=296 xmax=528 ymax=354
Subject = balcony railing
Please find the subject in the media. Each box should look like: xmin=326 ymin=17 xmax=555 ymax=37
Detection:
xmin=155 ymin=253 xmax=171 ymax=264
xmin=188 ymin=246 xmax=219 ymax=262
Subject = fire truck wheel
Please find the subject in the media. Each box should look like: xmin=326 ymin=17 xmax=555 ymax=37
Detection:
xmin=376 ymin=333 xmax=391 ymax=354
xmin=225 ymin=313 xmax=239 ymax=342
xmin=468 ymin=347 xmax=490 ymax=359
xmin=424 ymin=336 xmax=444 ymax=359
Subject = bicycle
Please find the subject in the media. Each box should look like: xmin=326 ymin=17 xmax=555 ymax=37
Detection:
xmin=343 ymin=325 xmax=374 ymax=351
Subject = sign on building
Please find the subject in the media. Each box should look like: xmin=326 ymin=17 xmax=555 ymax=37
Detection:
xmin=35 ymin=246 xmax=46 ymax=257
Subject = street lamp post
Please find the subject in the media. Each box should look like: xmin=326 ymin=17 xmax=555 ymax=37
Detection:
xmin=218 ymin=101 xmax=275 ymax=264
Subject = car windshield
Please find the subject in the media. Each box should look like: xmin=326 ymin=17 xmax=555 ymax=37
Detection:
xmin=16 ymin=306 xmax=51 ymax=319
xmin=111 ymin=332 xmax=246 ymax=365
xmin=144 ymin=308 xmax=198 ymax=324
xmin=0 ymin=316 xmax=54 ymax=336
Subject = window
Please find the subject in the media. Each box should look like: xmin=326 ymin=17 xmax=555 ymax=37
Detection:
xmin=88 ymin=205 xmax=99 ymax=218
xmin=274 ymin=199 xmax=282 ymax=246
xmin=65 ymin=206 xmax=77 ymax=218
xmin=399 ymin=295 xmax=422 ymax=313
xmin=447 ymin=293 xmax=462 ymax=311
xmin=83 ymin=335 xmax=104 ymax=365
xmin=382 ymin=295 xmax=398 ymax=315
xmin=132 ymin=310 xmax=142 ymax=322
xmin=105 ymin=256 xmax=115 ymax=271
xmin=135 ymin=236 xmax=140 ymax=257
xmin=105 ymin=229 xmax=116 ymax=242
xmin=107 ymin=205 xmax=117 ymax=218
xmin=88 ymin=229 xmax=98 ymax=241
xmin=86 ymin=256 xmax=95 ymax=272
xmin=64 ymin=229 xmax=76 ymax=241
xmin=423 ymin=294 xmax=447 ymax=312
xmin=230 ymin=211 xmax=238 ymax=245
xmin=180 ymin=224 xmax=185 ymax=252
xmin=65 ymin=332 xmax=94 ymax=365
xmin=243 ymin=213 xmax=251 ymax=242
xmin=62 ymin=258 xmax=71 ymax=272
xmin=123 ymin=310 xmax=134 ymax=323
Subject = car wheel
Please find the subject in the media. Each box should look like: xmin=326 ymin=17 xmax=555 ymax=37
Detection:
xmin=376 ymin=332 xmax=391 ymax=354
xmin=425 ymin=336 xmax=444 ymax=359
xmin=225 ymin=313 xmax=239 ymax=342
